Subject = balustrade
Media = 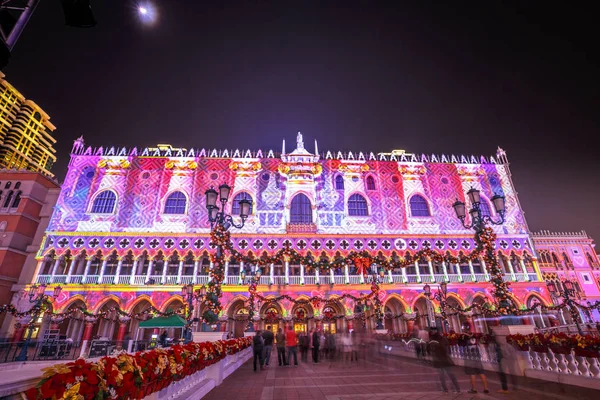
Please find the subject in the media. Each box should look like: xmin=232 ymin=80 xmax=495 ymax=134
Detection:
xmin=524 ymin=348 xmax=600 ymax=379
xmin=34 ymin=271 xmax=537 ymax=286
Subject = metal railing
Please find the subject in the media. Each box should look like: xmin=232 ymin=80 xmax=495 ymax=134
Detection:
xmin=0 ymin=340 xmax=82 ymax=364
xmin=35 ymin=271 xmax=539 ymax=286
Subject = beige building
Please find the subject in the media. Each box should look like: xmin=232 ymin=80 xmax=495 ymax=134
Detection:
xmin=0 ymin=72 xmax=57 ymax=177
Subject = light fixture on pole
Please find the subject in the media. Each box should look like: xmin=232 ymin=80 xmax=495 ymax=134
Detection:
xmin=547 ymin=279 xmax=583 ymax=335
xmin=16 ymin=284 xmax=62 ymax=361
xmin=181 ymin=284 xmax=206 ymax=342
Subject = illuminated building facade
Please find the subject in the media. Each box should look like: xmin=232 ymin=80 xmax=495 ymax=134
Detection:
xmin=11 ymin=133 xmax=554 ymax=342
xmin=532 ymin=230 xmax=600 ymax=322
xmin=0 ymin=72 xmax=57 ymax=177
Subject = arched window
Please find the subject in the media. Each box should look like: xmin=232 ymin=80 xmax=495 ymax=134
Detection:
xmin=348 ymin=194 xmax=368 ymax=216
xmin=479 ymin=200 xmax=492 ymax=217
xmin=290 ymin=193 xmax=312 ymax=224
xmin=231 ymin=192 xmax=253 ymax=215
xmin=91 ymin=190 xmax=117 ymax=214
xmin=4 ymin=182 xmax=11 ymax=189
xmin=164 ymin=191 xmax=187 ymax=214
xmin=562 ymin=252 xmax=570 ymax=264
xmin=11 ymin=191 xmax=22 ymax=208
xmin=552 ymin=253 xmax=559 ymax=264
xmin=409 ymin=195 xmax=430 ymax=217
xmin=587 ymin=252 xmax=596 ymax=266
xmin=335 ymin=175 xmax=344 ymax=190
xmin=14 ymin=182 xmax=21 ymax=189
xmin=366 ymin=176 xmax=376 ymax=190
xmin=2 ymin=191 xmax=13 ymax=208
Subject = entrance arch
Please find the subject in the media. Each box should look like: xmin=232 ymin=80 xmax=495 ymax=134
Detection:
xmin=384 ymin=295 xmax=408 ymax=333
xmin=227 ymin=298 xmax=249 ymax=338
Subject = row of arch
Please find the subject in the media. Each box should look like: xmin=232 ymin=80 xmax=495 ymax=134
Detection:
xmin=539 ymin=249 xmax=597 ymax=268
xmin=0 ymin=190 xmax=22 ymax=209
xmin=87 ymin=188 xmax=495 ymax=220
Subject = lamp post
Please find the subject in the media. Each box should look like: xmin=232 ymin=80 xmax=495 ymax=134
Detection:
xmin=203 ymin=184 xmax=250 ymax=324
xmin=16 ymin=284 xmax=62 ymax=361
xmin=422 ymin=284 xmax=437 ymax=329
xmin=432 ymin=282 xmax=450 ymax=332
xmin=452 ymin=187 xmax=513 ymax=315
xmin=181 ymin=284 xmax=206 ymax=341
xmin=547 ymin=279 xmax=583 ymax=335
xmin=372 ymin=272 xmax=385 ymax=330
xmin=244 ymin=268 xmax=262 ymax=332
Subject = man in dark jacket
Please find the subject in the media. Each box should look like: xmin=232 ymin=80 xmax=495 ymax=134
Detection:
xmin=253 ymin=330 xmax=265 ymax=372
xmin=312 ymin=329 xmax=320 ymax=363
xmin=262 ymin=328 xmax=275 ymax=366
xmin=276 ymin=328 xmax=287 ymax=366
xmin=427 ymin=328 xmax=460 ymax=394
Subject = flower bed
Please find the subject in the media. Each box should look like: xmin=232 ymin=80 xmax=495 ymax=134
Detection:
xmin=506 ymin=333 xmax=600 ymax=357
xmin=25 ymin=337 xmax=252 ymax=400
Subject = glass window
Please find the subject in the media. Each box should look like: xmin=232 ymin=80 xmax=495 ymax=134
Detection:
xmin=91 ymin=190 xmax=117 ymax=214
xmin=231 ymin=192 xmax=253 ymax=215
xmin=11 ymin=191 xmax=22 ymax=208
xmin=366 ymin=176 xmax=376 ymax=190
xmin=290 ymin=194 xmax=312 ymax=224
xmin=348 ymin=194 xmax=368 ymax=216
xmin=14 ymin=182 xmax=21 ymax=189
xmin=409 ymin=195 xmax=430 ymax=217
xmin=164 ymin=191 xmax=187 ymax=214
xmin=3 ymin=191 xmax=13 ymax=208
xmin=335 ymin=175 xmax=344 ymax=190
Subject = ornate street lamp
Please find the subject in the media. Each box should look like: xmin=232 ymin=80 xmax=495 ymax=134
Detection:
xmin=245 ymin=267 xmax=262 ymax=332
xmin=203 ymin=184 xmax=250 ymax=324
xmin=422 ymin=284 xmax=436 ymax=328
xmin=452 ymin=187 xmax=513 ymax=316
xmin=548 ymin=279 xmax=583 ymax=335
xmin=181 ymin=284 xmax=206 ymax=342
xmin=16 ymin=285 xmax=62 ymax=361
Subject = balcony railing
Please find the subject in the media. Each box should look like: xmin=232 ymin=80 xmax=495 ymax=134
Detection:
xmin=34 ymin=271 xmax=539 ymax=286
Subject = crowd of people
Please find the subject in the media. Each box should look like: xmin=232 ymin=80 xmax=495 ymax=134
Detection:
xmin=412 ymin=325 xmax=515 ymax=395
xmin=251 ymin=327 xmax=375 ymax=371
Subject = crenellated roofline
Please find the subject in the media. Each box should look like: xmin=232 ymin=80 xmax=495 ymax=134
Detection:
xmin=70 ymin=136 xmax=508 ymax=166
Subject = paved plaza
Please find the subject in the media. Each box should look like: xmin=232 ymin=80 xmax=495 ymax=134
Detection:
xmin=204 ymin=349 xmax=599 ymax=400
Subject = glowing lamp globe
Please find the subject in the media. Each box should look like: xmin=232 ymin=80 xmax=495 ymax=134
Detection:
xmin=491 ymin=194 xmax=506 ymax=214
xmin=440 ymin=281 xmax=448 ymax=295
xmin=467 ymin=187 xmax=481 ymax=205
xmin=205 ymin=188 xmax=218 ymax=209
xmin=238 ymin=199 xmax=251 ymax=218
xmin=53 ymin=285 xmax=62 ymax=298
xmin=452 ymin=199 xmax=466 ymax=219
xmin=218 ymin=183 xmax=231 ymax=204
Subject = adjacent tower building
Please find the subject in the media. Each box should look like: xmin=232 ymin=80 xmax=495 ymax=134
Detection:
xmin=0 ymin=72 xmax=57 ymax=177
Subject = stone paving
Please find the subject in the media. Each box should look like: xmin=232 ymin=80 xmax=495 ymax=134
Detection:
xmin=203 ymin=348 xmax=600 ymax=400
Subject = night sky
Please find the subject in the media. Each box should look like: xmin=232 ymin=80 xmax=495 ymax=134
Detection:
xmin=4 ymin=2 xmax=599 ymax=242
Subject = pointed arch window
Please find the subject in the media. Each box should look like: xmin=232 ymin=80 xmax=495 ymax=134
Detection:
xmin=3 ymin=191 xmax=13 ymax=208
xmin=348 ymin=194 xmax=368 ymax=216
xmin=11 ymin=191 xmax=22 ymax=208
xmin=91 ymin=190 xmax=117 ymax=214
xmin=335 ymin=175 xmax=344 ymax=190
xmin=290 ymin=193 xmax=312 ymax=224
xmin=366 ymin=176 xmax=376 ymax=190
xmin=232 ymin=192 xmax=253 ymax=215
xmin=409 ymin=195 xmax=430 ymax=217
xmin=164 ymin=191 xmax=187 ymax=214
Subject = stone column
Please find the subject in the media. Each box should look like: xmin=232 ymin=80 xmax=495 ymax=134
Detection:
xmin=480 ymin=257 xmax=490 ymax=280
xmin=315 ymin=266 xmax=319 ymax=285
xmin=98 ymin=258 xmax=108 ymax=283
xmin=519 ymin=259 xmax=530 ymax=282
xmin=65 ymin=258 xmax=77 ymax=283
xmin=193 ymin=259 xmax=200 ymax=284
xmin=285 ymin=261 xmax=290 ymax=285
xmin=113 ymin=258 xmax=123 ymax=284
xmin=414 ymin=261 xmax=421 ymax=283
xmin=161 ymin=260 xmax=168 ymax=284
xmin=146 ymin=260 xmax=154 ymax=282
xmin=455 ymin=263 xmax=463 ymax=282
xmin=441 ymin=261 xmax=449 ymax=281
xmin=344 ymin=264 xmax=349 ymax=284
xmin=468 ymin=260 xmax=476 ymax=281
xmin=402 ymin=266 xmax=408 ymax=283
xmin=427 ymin=259 xmax=435 ymax=281
xmin=177 ymin=260 xmax=184 ymax=284
xmin=129 ymin=258 xmax=139 ymax=285
xmin=82 ymin=257 xmax=93 ymax=283
xmin=82 ymin=321 xmax=95 ymax=341
xmin=49 ymin=257 xmax=61 ymax=283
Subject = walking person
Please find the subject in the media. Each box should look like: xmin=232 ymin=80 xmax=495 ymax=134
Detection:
xmin=312 ymin=328 xmax=320 ymax=363
xmin=428 ymin=328 xmax=461 ymax=394
xmin=276 ymin=328 xmax=287 ymax=367
xmin=299 ymin=331 xmax=309 ymax=362
xmin=253 ymin=330 xmax=265 ymax=372
xmin=262 ymin=328 xmax=274 ymax=367
xmin=285 ymin=326 xmax=298 ymax=366
xmin=463 ymin=336 xmax=489 ymax=394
